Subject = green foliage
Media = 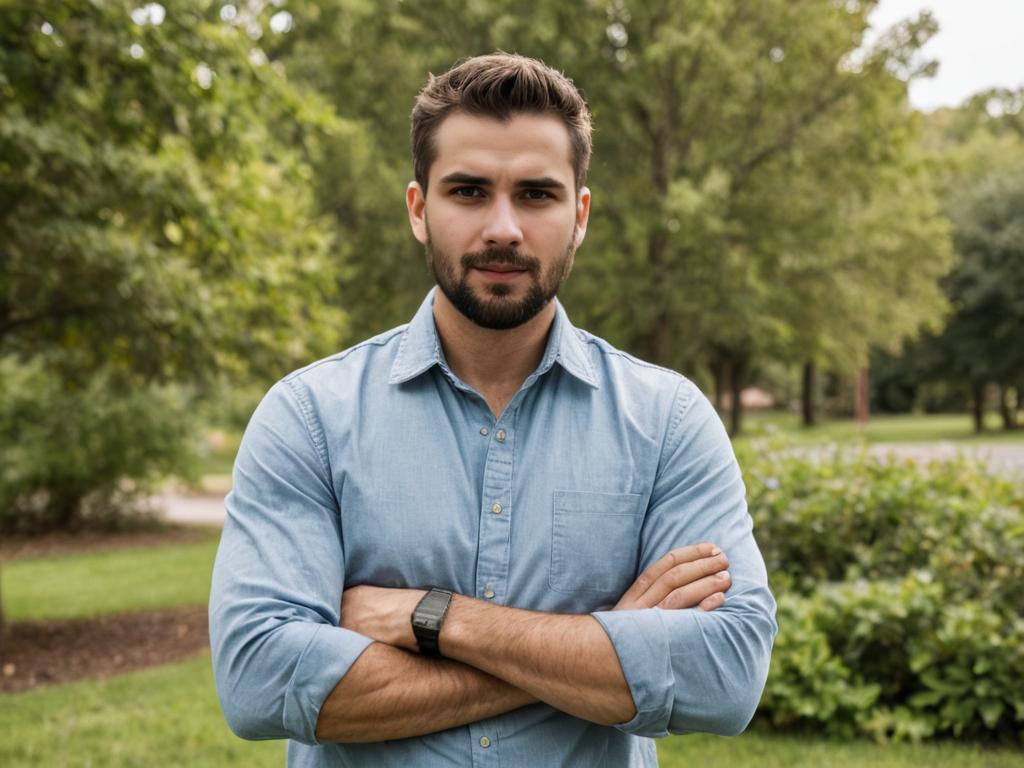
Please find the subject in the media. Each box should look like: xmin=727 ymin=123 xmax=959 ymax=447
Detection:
xmin=741 ymin=444 xmax=1024 ymax=741
xmin=1 ymin=1 xmax=347 ymax=383
xmin=871 ymin=91 xmax=1024 ymax=418
xmin=0 ymin=2 xmax=352 ymax=528
xmin=0 ymin=357 xmax=198 ymax=533
xmin=939 ymin=169 xmax=1024 ymax=387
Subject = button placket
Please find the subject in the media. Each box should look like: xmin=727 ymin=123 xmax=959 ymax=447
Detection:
xmin=475 ymin=415 xmax=514 ymax=611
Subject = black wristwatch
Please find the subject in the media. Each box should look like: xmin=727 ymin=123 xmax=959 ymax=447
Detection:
xmin=411 ymin=588 xmax=454 ymax=656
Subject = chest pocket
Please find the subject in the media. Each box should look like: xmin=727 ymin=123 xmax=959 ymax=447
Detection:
xmin=549 ymin=490 xmax=644 ymax=597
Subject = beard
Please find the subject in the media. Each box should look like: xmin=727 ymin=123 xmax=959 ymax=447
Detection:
xmin=425 ymin=228 xmax=575 ymax=331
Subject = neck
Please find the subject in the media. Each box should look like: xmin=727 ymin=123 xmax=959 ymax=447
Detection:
xmin=432 ymin=290 xmax=556 ymax=419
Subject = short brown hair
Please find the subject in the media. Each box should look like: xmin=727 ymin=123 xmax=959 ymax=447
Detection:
xmin=411 ymin=53 xmax=592 ymax=192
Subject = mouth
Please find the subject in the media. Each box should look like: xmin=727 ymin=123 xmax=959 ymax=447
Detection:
xmin=473 ymin=264 xmax=529 ymax=282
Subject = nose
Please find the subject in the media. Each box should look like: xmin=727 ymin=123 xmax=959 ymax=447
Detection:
xmin=481 ymin=196 xmax=523 ymax=248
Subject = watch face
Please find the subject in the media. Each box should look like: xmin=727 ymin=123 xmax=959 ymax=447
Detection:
xmin=413 ymin=589 xmax=452 ymax=642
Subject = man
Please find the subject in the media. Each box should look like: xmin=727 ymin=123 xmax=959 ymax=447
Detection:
xmin=210 ymin=53 xmax=776 ymax=767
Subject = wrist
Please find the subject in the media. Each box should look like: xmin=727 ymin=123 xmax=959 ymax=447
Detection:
xmin=411 ymin=587 xmax=455 ymax=655
xmin=393 ymin=589 xmax=427 ymax=650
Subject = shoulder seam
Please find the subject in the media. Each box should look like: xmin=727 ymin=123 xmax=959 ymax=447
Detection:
xmin=283 ymin=325 xmax=407 ymax=382
xmin=655 ymin=379 xmax=699 ymax=481
xmin=579 ymin=334 xmax=684 ymax=378
xmin=282 ymin=378 xmax=332 ymax=480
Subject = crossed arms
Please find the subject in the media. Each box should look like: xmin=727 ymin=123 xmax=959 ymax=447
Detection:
xmin=209 ymin=379 xmax=777 ymax=746
xmin=317 ymin=544 xmax=733 ymax=742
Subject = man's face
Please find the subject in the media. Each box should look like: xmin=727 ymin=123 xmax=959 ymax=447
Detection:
xmin=407 ymin=112 xmax=590 ymax=330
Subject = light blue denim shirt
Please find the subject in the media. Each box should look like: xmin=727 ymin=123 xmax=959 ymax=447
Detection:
xmin=209 ymin=289 xmax=776 ymax=767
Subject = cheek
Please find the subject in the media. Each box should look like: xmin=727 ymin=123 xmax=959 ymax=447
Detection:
xmin=428 ymin=208 xmax=476 ymax=246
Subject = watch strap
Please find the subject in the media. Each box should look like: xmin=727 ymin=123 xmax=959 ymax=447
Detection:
xmin=412 ymin=588 xmax=454 ymax=656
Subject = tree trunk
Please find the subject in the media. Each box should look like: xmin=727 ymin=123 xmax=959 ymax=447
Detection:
xmin=728 ymin=355 xmax=746 ymax=437
xmin=651 ymin=307 xmax=672 ymax=368
xmin=854 ymin=367 xmax=870 ymax=425
xmin=801 ymin=360 xmax=816 ymax=427
xmin=971 ymin=382 xmax=986 ymax=433
xmin=0 ymin=566 xmax=5 ymax=664
xmin=711 ymin=358 xmax=728 ymax=413
xmin=1000 ymin=385 xmax=1018 ymax=430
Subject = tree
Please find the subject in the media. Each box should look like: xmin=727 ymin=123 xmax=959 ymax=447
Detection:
xmin=561 ymin=1 xmax=952 ymax=433
xmin=870 ymin=88 xmax=1024 ymax=429
xmin=0 ymin=0 xmax=349 ymax=529
xmin=940 ymin=170 xmax=1024 ymax=430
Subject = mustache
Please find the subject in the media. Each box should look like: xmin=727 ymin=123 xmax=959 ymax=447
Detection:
xmin=461 ymin=247 xmax=540 ymax=272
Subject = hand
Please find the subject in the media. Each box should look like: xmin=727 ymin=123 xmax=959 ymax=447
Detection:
xmin=341 ymin=585 xmax=426 ymax=651
xmin=613 ymin=543 xmax=731 ymax=612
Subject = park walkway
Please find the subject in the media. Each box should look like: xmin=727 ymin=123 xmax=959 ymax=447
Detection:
xmin=155 ymin=442 xmax=1024 ymax=528
xmin=869 ymin=442 xmax=1024 ymax=475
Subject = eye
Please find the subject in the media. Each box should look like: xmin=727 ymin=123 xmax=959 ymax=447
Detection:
xmin=522 ymin=189 xmax=553 ymax=201
xmin=451 ymin=186 xmax=483 ymax=198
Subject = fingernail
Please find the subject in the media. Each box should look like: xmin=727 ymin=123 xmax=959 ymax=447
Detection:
xmin=710 ymin=546 xmax=721 ymax=556
xmin=717 ymin=570 xmax=730 ymax=580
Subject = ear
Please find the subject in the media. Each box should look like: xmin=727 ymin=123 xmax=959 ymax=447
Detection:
xmin=406 ymin=181 xmax=428 ymax=244
xmin=572 ymin=186 xmax=591 ymax=249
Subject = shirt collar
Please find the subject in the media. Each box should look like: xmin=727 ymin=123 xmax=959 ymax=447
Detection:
xmin=388 ymin=289 xmax=599 ymax=389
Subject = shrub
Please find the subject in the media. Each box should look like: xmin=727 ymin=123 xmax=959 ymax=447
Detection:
xmin=739 ymin=441 xmax=1024 ymax=742
xmin=0 ymin=357 xmax=199 ymax=533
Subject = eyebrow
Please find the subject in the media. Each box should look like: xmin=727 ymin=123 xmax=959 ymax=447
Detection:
xmin=438 ymin=172 xmax=568 ymax=192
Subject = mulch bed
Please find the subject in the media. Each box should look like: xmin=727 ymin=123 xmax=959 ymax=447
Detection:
xmin=0 ymin=525 xmax=213 ymax=562
xmin=1 ymin=606 xmax=210 ymax=693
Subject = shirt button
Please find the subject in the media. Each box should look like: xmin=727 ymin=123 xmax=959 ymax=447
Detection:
xmin=496 ymin=430 xmax=506 ymax=442
xmin=479 ymin=427 xmax=489 ymax=436
xmin=483 ymin=589 xmax=495 ymax=599
xmin=479 ymin=736 xmax=491 ymax=748
xmin=491 ymin=502 xmax=502 ymax=515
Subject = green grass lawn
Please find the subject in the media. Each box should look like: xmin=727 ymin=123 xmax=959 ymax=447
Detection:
xmin=2 ymin=652 xmax=1021 ymax=768
xmin=0 ymin=654 xmax=280 ymax=768
xmin=1 ymin=531 xmax=220 ymax=621
xmin=741 ymin=410 xmax=1024 ymax=444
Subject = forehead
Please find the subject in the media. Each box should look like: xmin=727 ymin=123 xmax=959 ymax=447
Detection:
xmin=429 ymin=112 xmax=574 ymax=187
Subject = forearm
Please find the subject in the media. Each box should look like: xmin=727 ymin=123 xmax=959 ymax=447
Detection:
xmin=439 ymin=595 xmax=636 ymax=725
xmin=316 ymin=641 xmax=535 ymax=743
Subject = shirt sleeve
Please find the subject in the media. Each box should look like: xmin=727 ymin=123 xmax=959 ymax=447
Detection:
xmin=208 ymin=378 xmax=374 ymax=745
xmin=591 ymin=381 xmax=777 ymax=738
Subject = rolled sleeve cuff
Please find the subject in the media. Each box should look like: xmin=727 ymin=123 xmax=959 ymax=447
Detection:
xmin=282 ymin=624 xmax=375 ymax=745
xmin=592 ymin=608 xmax=676 ymax=737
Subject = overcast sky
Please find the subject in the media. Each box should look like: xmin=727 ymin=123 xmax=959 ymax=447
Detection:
xmin=869 ymin=0 xmax=1024 ymax=112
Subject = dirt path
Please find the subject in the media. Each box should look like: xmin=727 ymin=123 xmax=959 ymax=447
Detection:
xmin=152 ymin=490 xmax=228 ymax=526
xmin=869 ymin=442 xmax=1024 ymax=475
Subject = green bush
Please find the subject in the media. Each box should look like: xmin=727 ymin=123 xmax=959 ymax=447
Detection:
xmin=0 ymin=357 xmax=198 ymax=533
xmin=740 ymin=442 xmax=1024 ymax=742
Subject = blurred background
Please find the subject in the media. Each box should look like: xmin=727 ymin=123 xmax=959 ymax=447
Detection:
xmin=1 ymin=1 xmax=1022 ymax=766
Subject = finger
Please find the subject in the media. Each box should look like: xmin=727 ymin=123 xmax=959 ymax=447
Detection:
xmin=657 ymin=570 xmax=731 ymax=610
xmin=698 ymin=592 xmax=726 ymax=611
xmin=638 ymin=553 xmax=729 ymax=608
xmin=618 ymin=543 xmax=722 ymax=606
